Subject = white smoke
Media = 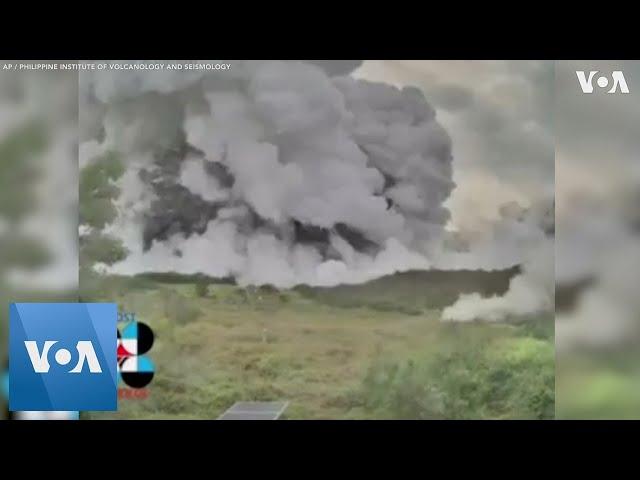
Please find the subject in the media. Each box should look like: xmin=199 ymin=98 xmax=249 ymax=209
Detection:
xmin=441 ymin=199 xmax=554 ymax=322
xmin=80 ymin=59 xmax=552 ymax=315
xmin=82 ymin=60 xmax=456 ymax=287
xmin=555 ymin=195 xmax=640 ymax=352
xmin=178 ymin=156 xmax=229 ymax=203
xmin=442 ymin=238 xmax=554 ymax=322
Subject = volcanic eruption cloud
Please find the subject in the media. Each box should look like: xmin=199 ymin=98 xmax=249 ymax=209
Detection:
xmin=80 ymin=60 xmax=458 ymax=287
xmin=80 ymin=59 xmax=553 ymax=324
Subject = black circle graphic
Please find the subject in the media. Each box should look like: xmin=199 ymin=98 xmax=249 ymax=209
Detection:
xmin=136 ymin=323 xmax=154 ymax=355
xmin=121 ymin=371 xmax=154 ymax=389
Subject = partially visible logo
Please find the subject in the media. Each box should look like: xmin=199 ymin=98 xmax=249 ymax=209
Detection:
xmin=576 ymin=70 xmax=629 ymax=94
xmin=9 ymin=303 xmax=117 ymax=411
xmin=117 ymin=311 xmax=155 ymax=400
xmin=2 ymin=367 xmax=8 ymax=404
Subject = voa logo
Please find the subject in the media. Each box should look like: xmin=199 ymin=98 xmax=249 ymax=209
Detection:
xmin=576 ymin=71 xmax=629 ymax=94
xmin=9 ymin=303 xmax=117 ymax=411
xmin=24 ymin=340 xmax=102 ymax=373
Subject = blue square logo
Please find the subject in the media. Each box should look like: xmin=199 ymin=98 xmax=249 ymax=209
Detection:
xmin=9 ymin=303 xmax=118 ymax=411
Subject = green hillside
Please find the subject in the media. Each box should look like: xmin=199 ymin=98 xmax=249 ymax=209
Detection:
xmin=84 ymin=269 xmax=553 ymax=420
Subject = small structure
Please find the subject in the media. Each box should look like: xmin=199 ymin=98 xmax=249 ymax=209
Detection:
xmin=217 ymin=401 xmax=289 ymax=420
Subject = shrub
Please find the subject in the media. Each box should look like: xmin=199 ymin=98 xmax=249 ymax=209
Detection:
xmin=359 ymin=336 xmax=554 ymax=420
xmin=258 ymin=284 xmax=279 ymax=294
xmin=79 ymin=151 xmax=125 ymax=229
xmin=80 ymin=233 xmax=128 ymax=266
xmin=278 ymin=293 xmax=290 ymax=304
xmin=163 ymin=291 xmax=201 ymax=325
xmin=195 ymin=281 xmax=208 ymax=298
xmin=232 ymin=289 xmax=249 ymax=304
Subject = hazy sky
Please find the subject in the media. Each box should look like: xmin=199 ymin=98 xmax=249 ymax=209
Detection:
xmin=354 ymin=60 xmax=554 ymax=232
xmin=556 ymin=60 xmax=640 ymax=213
xmin=555 ymin=60 xmax=640 ymax=286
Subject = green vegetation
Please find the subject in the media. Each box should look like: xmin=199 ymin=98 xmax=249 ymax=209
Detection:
xmin=195 ymin=280 xmax=209 ymax=298
xmin=0 ymin=233 xmax=51 ymax=270
xmin=294 ymin=266 xmax=519 ymax=310
xmin=78 ymin=150 xmax=130 ymax=304
xmin=84 ymin=272 xmax=554 ymax=420
xmin=0 ymin=120 xmax=52 ymax=374
xmin=163 ymin=289 xmax=201 ymax=325
xmin=0 ymin=121 xmax=48 ymax=221
xmin=556 ymin=354 xmax=640 ymax=419
xmin=79 ymin=150 xmax=125 ymax=229
xmin=134 ymin=272 xmax=235 ymax=285
xmin=80 ymin=232 xmax=128 ymax=266
xmin=359 ymin=334 xmax=554 ymax=419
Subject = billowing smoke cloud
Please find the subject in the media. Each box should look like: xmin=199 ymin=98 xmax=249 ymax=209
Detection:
xmin=442 ymin=239 xmax=554 ymax=322
xmin=80 ymin=60 xmax=456 ymax=287
xmin=555 ymin=191 xmax=640 ymax=352
xmin=554 ymin=60 xmax=640 ymax=352
xmin=346 ymin=60 xmax=554 ymax=322
xmin=353 ymin=61 xmax=555 ymax=234
xmin=442 ymin=199 xmax=554 ymax=322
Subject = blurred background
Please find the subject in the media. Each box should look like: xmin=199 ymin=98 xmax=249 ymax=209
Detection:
xmin=0 ymin=61 xmax=78 ymax=418
xmin=555 ymin=61 xmax=640 ymax=418
xmin=2 ymin=60 xmax=639 ymax=419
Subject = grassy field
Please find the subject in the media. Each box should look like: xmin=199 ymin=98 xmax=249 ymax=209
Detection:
xmin=556 ymin=354 xmax=640 ymax=419
xmin=84 ymin=271 xmax=554 ymax=420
